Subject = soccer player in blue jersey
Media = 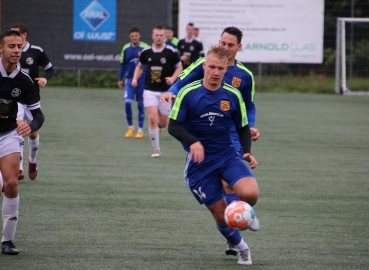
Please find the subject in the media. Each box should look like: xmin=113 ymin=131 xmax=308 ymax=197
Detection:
xmin=162 ymin=26 xmax=260 ymax=255
xmin=168 ymin=45 xmax=259 ymax=265
xmin=164 ymin=26 xmax=179 ymax=47
xmin=118 ymin=27 xmax=149 ymax=139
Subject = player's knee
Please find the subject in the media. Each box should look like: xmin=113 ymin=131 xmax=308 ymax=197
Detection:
xmin=29 ymin=131 xmax=38 ymax=140
xmin=4 ymin=177 xmax=18 ymax=195
xmin=234 ymin=178 xmax=259 ymax=206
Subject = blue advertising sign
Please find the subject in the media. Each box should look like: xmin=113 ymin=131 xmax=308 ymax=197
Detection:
xmin=73 ymin=0 xmax=116 ymax=42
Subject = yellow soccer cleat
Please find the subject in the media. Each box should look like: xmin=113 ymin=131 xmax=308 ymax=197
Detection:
xmin=135 ymin=132 xmax=144 ymax=139
xmin=125 ymin=127 xmax=135 ymax=138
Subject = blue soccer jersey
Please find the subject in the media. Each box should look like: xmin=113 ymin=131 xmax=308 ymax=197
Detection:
xmin=118 ymin=41 xmax=149 ymax=81
xmin=169 ymin=79 xmax=253 ymax=206
xmin=170 ymin=80 xmax=247 ymax=157
xmin=168 ymin=57 xmax=256 ymax=127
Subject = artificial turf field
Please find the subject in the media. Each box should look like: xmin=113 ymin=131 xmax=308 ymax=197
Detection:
xmin=1 ymin=87 xmax=368 ymax=269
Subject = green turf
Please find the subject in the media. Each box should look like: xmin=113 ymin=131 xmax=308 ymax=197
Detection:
xmin=1 ymin=88 xmax=368 ymax=269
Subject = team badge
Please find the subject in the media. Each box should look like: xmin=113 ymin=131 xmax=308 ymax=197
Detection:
xmin=220 ymin=100 xmax=230 ymax=111
xmin=189 ymin=45 xmax=194 ymax=51
xmin=26 ymin=57 xmax=34 ymax=65
xmin=160 ymin=57 xmax=167 ymax=64
xmin=11 ymin=88 xmax=21 ymax=97
xmin=232 ymin=77 xmax=241 ymax=88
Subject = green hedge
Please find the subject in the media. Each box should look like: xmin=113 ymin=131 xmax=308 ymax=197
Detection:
xmin=47 ymin=70 xmax=369 ymax=94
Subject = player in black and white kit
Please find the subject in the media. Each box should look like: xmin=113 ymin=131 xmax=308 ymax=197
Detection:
xmin=177 ymin=23 xmax=204 ymax=69
xmin=0 ymin=30 xmax=45 ymax=255
xmin=132 ymin=26 xmax=182 ymax=157
xmin=11 ymin=24 xmax=54 ymax=180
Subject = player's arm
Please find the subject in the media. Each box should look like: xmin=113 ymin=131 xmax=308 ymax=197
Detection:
xmin=168 ymin=119 xmax=204 ymax=163
xmin=29 ymin=108 xmax=44 ymax=132
xmin=198 ymin=42 xmax=205 ymax=58
xmin=165 ymin=62 xmax=183 ymax=86
xmin=118 ymin=47 xmax=127 ymax=89
xmin=235 ymin=94 xmax=257 ymax=168
xmin=35 ymin=51 xmax=54 ymax=88
xmin=131 ymin=64 xmax=144 ymax=88
xmin=238 ymin=125 xmax=258 ymax=169
xmin=17 ymin=107 xmax=44 ymax=137
xmin=237 ymin=125 xmax=252 ymax=155
xmin=241 ymin=71 xmax=259 ymax=141
xmin=118 ymin=62 xmax=127 ymax=89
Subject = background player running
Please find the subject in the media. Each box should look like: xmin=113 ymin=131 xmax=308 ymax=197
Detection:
xmin=11 ymin=23 xmax=53 ymax=180
xmin=132 ymin=26 xmax=182 ymax=158
xmin=118 ymin=27 xmax=149 ymax=139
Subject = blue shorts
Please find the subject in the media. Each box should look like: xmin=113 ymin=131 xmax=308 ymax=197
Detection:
xmin=183 ymin=152 xmax=254 ymax=207
xmin=124 ymin=78 xmax=144 ymax=102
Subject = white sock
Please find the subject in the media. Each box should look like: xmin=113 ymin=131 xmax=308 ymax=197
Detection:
xmin=28 ymin=135 xmax=40 ymax=163
xmin=236 ymin=239 xmax=249 ymax=251
xmin=19 ymin=141 xmax=24 ymax=171
xmin=2 ymin=195 xmax=19 ymax=243
xmin=138 ymin=127 xmax=143 ymax=133
xmin=149 ymin=128 xmax=160 ymax=151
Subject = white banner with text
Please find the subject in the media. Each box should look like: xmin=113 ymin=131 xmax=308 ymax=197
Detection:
xmin=179 ymin=0 xmax=324 ymax=63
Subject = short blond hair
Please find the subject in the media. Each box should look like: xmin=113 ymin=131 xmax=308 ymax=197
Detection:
xmin=206 ymin=45 xmax=229 ymax=64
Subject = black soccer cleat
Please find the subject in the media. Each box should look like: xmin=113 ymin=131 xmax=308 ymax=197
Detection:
xmin=2 ymin=241 xmax=19 ymax=255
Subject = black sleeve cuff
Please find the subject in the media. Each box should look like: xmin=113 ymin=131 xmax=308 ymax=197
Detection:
xmin=168 ymin=118 xmax=199 ymax=146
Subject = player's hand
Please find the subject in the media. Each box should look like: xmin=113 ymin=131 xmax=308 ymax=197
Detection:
xmin=189 ymin=141 xmax=204 ymax=163
xmin=16 ymin=120 xmax=31 ymax=137
xmin=165 ymin=76 xmax=175 ymax=86
xmin=160 ymin=92 xmax=176 ymax=102
xmin=180 ymin=55 xmax=189 ymax=62
xmin=35 ymin=78 xmax=47 ymax=88
xmin=118 ymin=81 xmax=123 ymax=89
xmin=243 ymin=153 xmax=258 ymax=169
xmin=131 ymin=79 xmax=138 ymax=88
xmin=250 ymin=127 xmax=260 ymax=141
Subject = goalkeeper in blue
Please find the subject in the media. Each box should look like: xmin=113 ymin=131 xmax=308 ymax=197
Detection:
xmin=162 ymin=26 xmax=260 ymax=255
xmin=168 ymin=46 xmax=260 ymax=265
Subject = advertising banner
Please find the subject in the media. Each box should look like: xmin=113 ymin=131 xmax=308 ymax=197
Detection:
xmin=73 ymin=0 xmax=116 ymax=42
xmin=179 ymin=0 xmax=325 ymax=63
xmin=1 ymin=0 xmax=171 ymax=69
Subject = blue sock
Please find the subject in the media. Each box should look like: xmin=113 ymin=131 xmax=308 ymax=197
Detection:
xmin=138 ymin=101 xmax=145 ymax=128
xmin=225 ymin=193 xmax=240 ymax=205
xmin=216 ymin=224 xmax=242 ymax=245
xmin=125 ymin=102 xmax=133 ymax=126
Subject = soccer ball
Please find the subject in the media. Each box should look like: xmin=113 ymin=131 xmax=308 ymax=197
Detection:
xmin=224 ymin=201 xmax=255 ymax=231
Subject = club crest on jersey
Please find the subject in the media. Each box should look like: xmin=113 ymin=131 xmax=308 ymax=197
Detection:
xmin=26 ymin=57 xmax=34 ymax=65
xmin=11 ymin=88 xmax=21 ymax=97
xmin=232 ymin=77 xmax=241 ymax=88
xmin=189 ymin=45 xmax=194 ymax=51
xmin=220 ymin=100 xmax=230 ymax=111
xmin=160 ymin=58 xmax=167 ymax=64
